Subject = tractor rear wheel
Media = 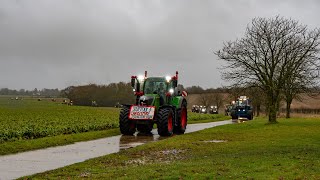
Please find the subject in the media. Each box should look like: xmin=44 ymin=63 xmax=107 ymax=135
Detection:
xmin=119 ymin=106 xmax=136 ymax=135
xmin=174 ymin=101 xmax=187 ymax=134
xmin=157 ymin=108 xmax=174 ymax=136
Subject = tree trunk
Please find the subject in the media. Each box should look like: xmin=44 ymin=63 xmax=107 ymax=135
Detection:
xmin=256 ymin=104 xmax=261 ymax=117
xmin=268 ymin=103 xmax=278 ymax=123
xmin=267 ymin=92 xmax=278 ymax=123
xmin=286 ymin=99 xmax=292 ymax=118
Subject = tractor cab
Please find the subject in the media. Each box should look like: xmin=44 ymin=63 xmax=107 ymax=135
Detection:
xmin=142 ymin=77 xmax=175 ymax=105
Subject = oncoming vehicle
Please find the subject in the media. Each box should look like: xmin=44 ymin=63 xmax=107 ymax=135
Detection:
xmin=200 ymin=106 xmax=207 ymax=114
xmin=192 ymin=105 xmax=200 ymax=113
xmin=119 ymin=71 xmax=188 ymax=136
xmin=230 ymin=96 xmax=253 ymax=120
xmin=209 ymin=105 xmax=218 ymax=114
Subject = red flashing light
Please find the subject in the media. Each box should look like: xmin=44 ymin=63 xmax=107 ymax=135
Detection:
xmin=131 ymin=76 xmax=137 ymax=79
xmin=166 ymin=92 xmax=172 ymax=97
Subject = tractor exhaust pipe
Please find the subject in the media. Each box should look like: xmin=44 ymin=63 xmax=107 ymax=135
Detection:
xmin=176 ymin=71 xmax=178 ymax=80
xmin=145 ymin=71 xmax=147 ymax=78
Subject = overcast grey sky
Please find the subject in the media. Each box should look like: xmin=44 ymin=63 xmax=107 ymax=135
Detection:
xmin=0 ymin=0 xmax=320 ymax=90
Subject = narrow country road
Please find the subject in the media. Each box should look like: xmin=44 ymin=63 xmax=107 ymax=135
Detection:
xmin=0 ymin=120 xmax=233 ymax=180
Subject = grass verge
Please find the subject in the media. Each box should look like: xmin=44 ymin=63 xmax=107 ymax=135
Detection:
xmin=26 ymin=117 xmax=320 ymax=179
xmin=0 ymin=129 xmax=120 ymax=156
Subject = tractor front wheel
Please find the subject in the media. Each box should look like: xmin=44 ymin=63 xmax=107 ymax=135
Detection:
xmin=119 ymin=106 xmax=136 ymax=135
xmin=157 ymin=108 xmax=174 ymax=136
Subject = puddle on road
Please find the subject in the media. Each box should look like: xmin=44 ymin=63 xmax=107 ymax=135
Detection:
xmin=232 ymin=119 xmax=248 ymax=124
xmin=201 ymin=140 xmax=227 ymax=143
xmin=120 ymin=132 xmax=164 ymax=150
xmin=119 ymin=120 xmax=234 ymax=150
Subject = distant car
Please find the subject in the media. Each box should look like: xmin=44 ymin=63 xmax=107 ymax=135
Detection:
xmin=200 ymin=106 xmax=207 ymax=114
xmin=209 ymin=105 xmax=218 ymax=114
xmin=114 ymin=102 xmax=123 ymax=108
xmin=192 ymin=105 xmax=200 ymax=113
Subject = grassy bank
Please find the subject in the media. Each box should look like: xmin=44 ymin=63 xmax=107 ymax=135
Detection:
xmin=27 ymin=117 xmax=320 ymax=179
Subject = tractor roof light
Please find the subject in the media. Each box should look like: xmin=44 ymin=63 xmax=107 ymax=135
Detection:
xmin=165 ymin=76 xmax=171 ymax=82
xmin=137 ymin=75 xmax=145 ymax=82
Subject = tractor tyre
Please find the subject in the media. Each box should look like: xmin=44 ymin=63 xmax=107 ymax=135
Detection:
xmin=157 ymin=108 xmax=174 ymax=136
xmin=119 ymin=106 xmax=136 ymax=135
xmin=174 ymin=101 xmax=188 ymax=134
xmin=137 ymin=122 xmax=153 ymax=134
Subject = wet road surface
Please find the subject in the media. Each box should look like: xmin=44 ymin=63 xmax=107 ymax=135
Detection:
xmin=0 ymin=120 xmax=233 ymax=179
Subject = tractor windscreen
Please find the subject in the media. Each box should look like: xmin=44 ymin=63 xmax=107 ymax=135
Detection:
xmin=236 ymin=99 xmax=250 ymax=106
xmin=143 ymin=78 xmax=168 ymax=96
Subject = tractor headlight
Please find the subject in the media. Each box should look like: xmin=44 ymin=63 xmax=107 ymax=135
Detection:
xmin=137 ymin=75 xmax=145 ymax=81
xmin=169 ymin=88 xmax=174 ymax=94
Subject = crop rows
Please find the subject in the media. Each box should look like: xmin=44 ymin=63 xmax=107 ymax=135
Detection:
xmin=0 ymin=98 xmax=120 ymax=142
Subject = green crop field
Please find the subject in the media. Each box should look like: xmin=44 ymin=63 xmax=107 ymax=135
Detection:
xmin=0 ymin=96 xmax=229 ymax=144
xmin=0 ymin=97 xmax=120 ymax=143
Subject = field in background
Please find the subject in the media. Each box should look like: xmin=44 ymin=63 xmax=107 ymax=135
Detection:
xmin=0 ymin=96 xmax=227 ymax=143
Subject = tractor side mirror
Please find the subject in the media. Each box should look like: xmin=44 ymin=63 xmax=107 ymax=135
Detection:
xmin=172 ymin=79 xmax=178 ymax=88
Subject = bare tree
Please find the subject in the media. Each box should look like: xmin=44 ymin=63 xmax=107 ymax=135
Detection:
xmin=198 ymin=93 xmax=211 ymax=107
xmin=245 ymin=87 xmax=265 ymax=117
xmin=216 ymin=16 xmax=320 ymax=123
xmin=211 ymin=93 xmax=224 ymax=112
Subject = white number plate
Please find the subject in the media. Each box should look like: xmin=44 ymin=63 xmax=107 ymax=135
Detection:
xmin=129 ymin=106 xmax=155 ymax=120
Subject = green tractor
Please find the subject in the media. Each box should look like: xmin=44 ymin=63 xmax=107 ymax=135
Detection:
xmin=119 ymin=71 xmax=188 ymax=136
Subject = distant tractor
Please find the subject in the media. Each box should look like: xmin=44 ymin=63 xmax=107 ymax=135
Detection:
xmin=209 ymin=105 xmax=218 ymax=114
xmin=119 ymin=71 xmax=188 ymax=136
xmin=230 ymin=96 xmax=253 ymax=120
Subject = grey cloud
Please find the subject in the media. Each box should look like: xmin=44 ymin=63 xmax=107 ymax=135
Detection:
xmin=0 ymin=0 xmax=319 ymax=89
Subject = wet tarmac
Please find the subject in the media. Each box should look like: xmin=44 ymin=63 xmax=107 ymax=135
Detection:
xmin=0 ymin=120 xmax=232 ymax=180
